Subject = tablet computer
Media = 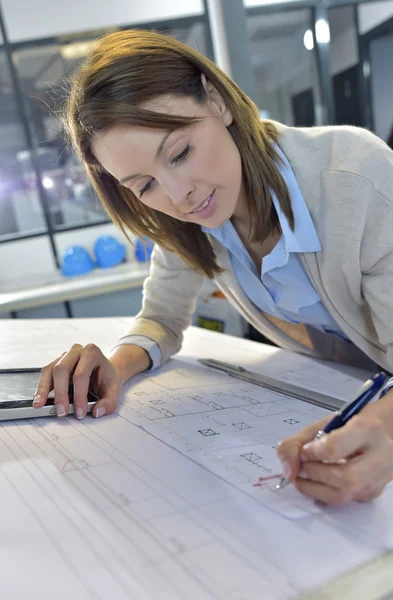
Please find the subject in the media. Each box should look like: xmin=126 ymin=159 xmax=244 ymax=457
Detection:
xmin=0 ymin=370 xmax=99 ymax=420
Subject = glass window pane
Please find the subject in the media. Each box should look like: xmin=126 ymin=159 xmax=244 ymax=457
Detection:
xmin=0 ymin=49 xmax=48 ymax=241
xmin=13 ymin=41 xmax=109 ymax=231
xmin=248 ymin=9 xmax=320 ymax=127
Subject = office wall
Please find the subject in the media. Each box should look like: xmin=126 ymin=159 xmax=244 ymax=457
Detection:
xmin=0 ymin=235 xmax=56 ymax=281
xmin=330 ymin=12 xmax=358 ymax=76
xmin=1 ymin=0 xmax=204 ymax=42
xmin=245 ymin=0 xmax=303 ymax=6
xmin=358 ymin=0 xmax=393 ymax=35
xmin=369 ymin=34 xmax=393 ymax=141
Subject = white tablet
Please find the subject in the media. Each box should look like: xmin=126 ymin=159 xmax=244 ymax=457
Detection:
xmin=0 ymin=370 xmax=99 ymax=420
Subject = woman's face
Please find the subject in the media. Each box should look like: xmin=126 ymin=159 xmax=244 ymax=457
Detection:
xmin=92 ymin=84 xmax=245 ymax=228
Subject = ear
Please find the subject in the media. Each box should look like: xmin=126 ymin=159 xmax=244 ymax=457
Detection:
xmin=201 ymin=73 xmax=233 ymax=126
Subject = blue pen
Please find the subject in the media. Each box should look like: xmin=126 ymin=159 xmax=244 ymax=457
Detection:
xmin=276 ymin=371 xmax=387 ymax=490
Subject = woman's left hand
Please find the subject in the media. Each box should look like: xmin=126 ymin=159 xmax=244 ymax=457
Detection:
xmin=276 ymin=410 xmax=393 ymax=505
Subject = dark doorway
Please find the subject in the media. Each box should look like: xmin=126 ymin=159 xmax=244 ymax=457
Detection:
xmin=333 ymin=65 xmax=362 ymax=127
xmin=291 ymin=89 xmax=315 ymax=127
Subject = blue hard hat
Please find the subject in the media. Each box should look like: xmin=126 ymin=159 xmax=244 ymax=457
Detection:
xmin=61 ymin=245 xmax=95 ymax=277
xmin=135 ymin=237 xmax=154 ymax=262
xmin=94 ymin=235 xmax=126 ymax=268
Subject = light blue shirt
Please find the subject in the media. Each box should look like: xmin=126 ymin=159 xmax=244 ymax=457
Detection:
xmin=201 ymin=145 xmax=348 ymax=339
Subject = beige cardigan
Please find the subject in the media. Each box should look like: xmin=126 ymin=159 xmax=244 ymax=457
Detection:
xmin=122 ymin=122 xmax=393 ymax=373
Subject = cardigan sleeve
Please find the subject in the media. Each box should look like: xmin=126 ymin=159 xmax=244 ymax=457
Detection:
xmin=361 ymin=247 xmax=393 ymax=373
xmin=118 ymin=244 xmax=205 ymax=364
xmin=360 ymin=163 xmax=393 ymax=373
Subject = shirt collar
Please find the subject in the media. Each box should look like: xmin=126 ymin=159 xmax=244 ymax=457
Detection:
xmin=202 ymin=143 xmax=321 ymax=274
xmin=273 ymin=144 xmax=321 ymax=254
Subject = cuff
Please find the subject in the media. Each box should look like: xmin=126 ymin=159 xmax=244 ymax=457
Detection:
xmin=112 ymin=335 xmax=162 ymax=371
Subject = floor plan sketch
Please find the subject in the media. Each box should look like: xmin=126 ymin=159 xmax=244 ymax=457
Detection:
xmin=117 ymin=359 xmax=330 ymax=506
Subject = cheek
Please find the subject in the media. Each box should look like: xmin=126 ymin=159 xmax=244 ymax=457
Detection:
xmin=140 ymin=190 xmax=177 ymax=216
xmin=201 ymin=130 xmax=240 ymax=182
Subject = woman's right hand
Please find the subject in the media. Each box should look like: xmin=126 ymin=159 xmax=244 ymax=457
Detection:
xmin=33 ymin=343 xmax=124 ymax=419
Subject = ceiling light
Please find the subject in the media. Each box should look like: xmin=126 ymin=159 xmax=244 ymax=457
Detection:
xmin=43 ymin=177 xmax=54 ymax=189
xmin=315 ymin=19 xmax=330 ymax=44
xmin=303 ymin=29 xmax=314 ymax=51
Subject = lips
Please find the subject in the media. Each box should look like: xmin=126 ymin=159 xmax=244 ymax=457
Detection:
xmin=188 ymin=192 xmax=213 ymax=214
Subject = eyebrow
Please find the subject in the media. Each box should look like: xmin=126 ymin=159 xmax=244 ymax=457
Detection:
xmin=119 ymin=130 xmax=174 ymax=185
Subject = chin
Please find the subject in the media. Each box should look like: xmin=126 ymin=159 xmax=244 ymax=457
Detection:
xmin=206 ymin=213 xmax=229 ymax=228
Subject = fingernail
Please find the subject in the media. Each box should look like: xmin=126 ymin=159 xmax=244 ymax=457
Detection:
xmin=95 ymin=407 xmax=105 ymax=418
xmin=33 ymin=394 xmax=41 ymax=406
xmin=281 ymin=460 xmax=291 ymax=479
xmin=298 ymin=469 xmax=310 ymax=480
xmin=76 ymin=407 xmax=84 ymax=420
xmin=56 ymin=404 xmax=66 ymax=417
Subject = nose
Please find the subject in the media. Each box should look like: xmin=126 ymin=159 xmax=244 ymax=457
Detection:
xmin=160 ymin=173 xmax=195 ymax=209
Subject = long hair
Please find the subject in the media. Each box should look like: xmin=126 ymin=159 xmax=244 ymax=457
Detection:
xmin=63 ymin=29 xmax=293 ymax=278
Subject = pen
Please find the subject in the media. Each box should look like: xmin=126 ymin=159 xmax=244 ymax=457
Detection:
xmin=0 ymin=367 xmax=42 ymax=373
xmin=275 ymin=371 xmax=387 ymax=490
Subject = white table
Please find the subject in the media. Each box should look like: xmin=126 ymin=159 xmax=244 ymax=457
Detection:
xmin=1 ymin=318 xmax=392 ymax=600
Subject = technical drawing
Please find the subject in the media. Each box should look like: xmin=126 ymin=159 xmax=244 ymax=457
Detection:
xmin=232 ymin=422 xmax=251 ymax=431
xmin=243 ymin=400 xmax=291 ymax=418
xmin=158 ymin=408 xmax=175 ymax=418
xmin=241 ymin=452 xmax=263 ymax=464
xmin=149 ymin=399 xmax=165 ymax=405
xmin=209 ymin=402 xmax=225 ymax=410
xmin=246 ymin=398 xmax=260 ymax=405
xmin=198 ymin=429 xmax=219 ymax=436
xmin=61 ymin=460 xmax=80 ymax=472
xmin=283 ymin=419 xmax=299 ymax=425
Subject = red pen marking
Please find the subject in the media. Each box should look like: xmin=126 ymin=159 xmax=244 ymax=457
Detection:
xmin=61 ymin=460 xmax=74 ymax=472
xmin=253 ymin=474 xmax=281 ymax=487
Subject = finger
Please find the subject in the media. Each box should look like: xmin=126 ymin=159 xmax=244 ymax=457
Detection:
xmin=52 ymin=345 xmax=83 ymax=417
xmin=355 ymin=482 xmax=386 ymax=502
xmin=354 ymin=461 xmax=393 ymax=502
xmin=33 ymin=352 xmax=67 ymax=407
xmin=294 ymin=478 xmax=354 ymax=506
xmin=91 ymin=381 xmax=120 ymax=419
xmin=301 ymin=414 xmax=384 ymax=463
xmin=276 ymin=415 xmax=331 ymax=481
xmin=72 ymin=344 xmax=103 ymax=420
xmin=298 ymin=448 xmax=387 ymax=495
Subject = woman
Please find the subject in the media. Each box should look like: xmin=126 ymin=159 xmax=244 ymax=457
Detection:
xmin=34 ymin=30 xmax=393 ymax=505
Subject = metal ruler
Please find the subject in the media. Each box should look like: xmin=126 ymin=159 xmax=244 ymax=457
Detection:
xmin=198 ymin=358 xmax=344 ymax=412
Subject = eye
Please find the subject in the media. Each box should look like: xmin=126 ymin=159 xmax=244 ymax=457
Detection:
xmin=171 ymin=144 xmax=193 ymax=165
xmin=137 ymin=144 xmax=193 ymax=198
xmin=138 ymin=178 xmax=154 ymax=198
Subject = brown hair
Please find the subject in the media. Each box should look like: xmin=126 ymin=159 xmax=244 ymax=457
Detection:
xmin=63 ymin=29 xmax=293 ymax=278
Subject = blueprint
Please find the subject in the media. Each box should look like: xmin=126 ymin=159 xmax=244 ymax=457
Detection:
xmin=122 ymin=360 xmax=331 ymax=519
xmin=1 ymin=357 xmax=393 ymax=600
xmin=2 ymin=320 xmax=393 ymax=599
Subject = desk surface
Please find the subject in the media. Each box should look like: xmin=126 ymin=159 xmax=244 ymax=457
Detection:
xmin=0 ymin=262 xmax=149 ymax=313
xmin=1 ymin=318 xmax=392 ymax=600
